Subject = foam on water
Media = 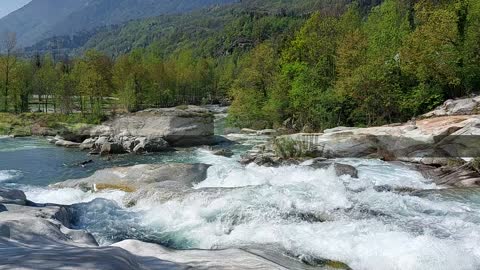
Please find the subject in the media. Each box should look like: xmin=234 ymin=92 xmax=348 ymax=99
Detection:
xmin=127 ymin=150 xmax=480 ymax=270
xmin=0 ymin=170 xmax=22 ymax=182
xmin=24 ymin=186 xmax=126 ymax=206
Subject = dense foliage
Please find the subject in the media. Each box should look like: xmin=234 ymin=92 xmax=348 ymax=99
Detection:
xmin=229 ymin=0 xmax=480 ymax=130
xmin=1 ymin=0 xmax=479 ymax=133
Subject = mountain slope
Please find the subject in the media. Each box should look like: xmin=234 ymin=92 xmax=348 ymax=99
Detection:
xmin=0 ymin=0 xmax=237 ymax=47
xmin=0 ymin=0 xmax=89 ymax=46
xmin=27 ymin=0 xmax=381 ymax=57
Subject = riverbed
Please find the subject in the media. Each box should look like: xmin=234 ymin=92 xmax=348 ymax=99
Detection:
xmin=1 ymin=135 xmax=480 ymax=270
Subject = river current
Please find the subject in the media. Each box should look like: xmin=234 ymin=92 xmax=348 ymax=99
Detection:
xmin=1 ymin=133 xmax=480 ymax=270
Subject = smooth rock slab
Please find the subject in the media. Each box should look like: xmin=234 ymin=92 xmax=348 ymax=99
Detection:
xmin=53 ymin=163 xmax=211 ymax=192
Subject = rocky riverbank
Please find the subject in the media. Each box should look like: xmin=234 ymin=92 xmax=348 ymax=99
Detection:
xmin=241 ymin=96 xmax=480 ymax=187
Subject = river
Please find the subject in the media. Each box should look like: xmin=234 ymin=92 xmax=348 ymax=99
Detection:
xmin=1 ymin=131 xmax=480 ymax=269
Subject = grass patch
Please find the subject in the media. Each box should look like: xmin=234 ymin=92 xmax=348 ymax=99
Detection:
xmin=472 ymin=157 xmax=480 ymax=173
xmin=273 ymin=137 xmax=309 ymax=159
xmin=0 ymin=113 xmax=104 ymax=135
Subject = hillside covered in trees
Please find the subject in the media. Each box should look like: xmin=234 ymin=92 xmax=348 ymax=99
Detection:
xmin=1 ymin=0 xmax=479 ymax=132
xmin=0 ymin=0 xmax=237 ymax=47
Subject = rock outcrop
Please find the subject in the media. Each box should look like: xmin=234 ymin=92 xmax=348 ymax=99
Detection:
xmin=52 ymin=163 xmax=211 ymax=192
xmin=421 ymin=96 xmax=480 ymax=118
xmin=52 ymin=106 xmax=215 ymax=154
xmin=281 ymin=115 xmax=480 ymax=163
xmin=241 ymin=96 xmax=480 ymax=187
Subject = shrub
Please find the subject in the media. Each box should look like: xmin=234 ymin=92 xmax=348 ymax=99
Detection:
xmin=273 ymin=137 xmax=308 ymax=159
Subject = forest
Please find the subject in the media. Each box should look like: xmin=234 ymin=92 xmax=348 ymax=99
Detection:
xmin=1 ymin=0 xmax=479 ymax=131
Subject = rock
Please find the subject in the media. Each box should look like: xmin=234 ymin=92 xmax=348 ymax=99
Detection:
xmin=307 ymin=161 xmax=359 ymax=178
xmin=241 ymin=128 xmax=258 ymax=134
xmin=212 ymin=148 xmax=234 ymax=157
xmin=114 ymin=239 xmax=289 ymax=270
xmin=94 ymin=106 xmax=215 ymax=147
xmin=55 ymin=139 xmax=81 ymax=148
xmin=257 ymin=129 xmax=277 ymax=136
xmin=52 ymin=163 xmax=211 ymax=192
xmin=323 ymin=126 xmax=358 ymax=134
xmin=224 ymin=127 xmax=241 ymax=135
xmin=416 ymin=162 xmax=480 ymax=187
xmin=132 ymin=137 xmax=170 ymax=153
xmin=422 ymin=96 xmax=480 ymax=118
xmin=0 ymin=188 xmax=27 ymax=205
xmin=79 ymin=138 xmax=96 ymax=150
xmin=100 ymin=142 xmax=127 ymax=155
xmin=281 ymin=115 xmax=480 ymax=161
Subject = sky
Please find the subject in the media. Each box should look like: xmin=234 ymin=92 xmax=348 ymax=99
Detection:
xmin=0 ymin=0 xmax=31 ymax=18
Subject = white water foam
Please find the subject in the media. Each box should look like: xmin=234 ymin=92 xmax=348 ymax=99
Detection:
xmin=130 ymin=150 xmax=480 ymax=270
xmin=0 ymin=170 xmax=22 ymax=182
xmin=24 ymin=187 xmax=126 ymax=206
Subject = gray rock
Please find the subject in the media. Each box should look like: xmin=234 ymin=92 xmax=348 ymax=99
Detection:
xmin=323 ymin=127 xmax=358 ymax=134
xmin=422 ymin=96 xmax=480 ymax=118
xmin=133 ymin=137 xmax=170 ymax=153
xmin=93 ymin=106 xmax=214 ymax=147
xmin=281 ymin=115 xmax=480 ymax=161
xmin=241 ymin=128 xmax=258 ymax=134
xmin=212 ymin=148 xmax=234 ymax=157
xmin=0 ymin=189 xmax=27 ymax=205
xmin=52 ymin=163 xmax=211 ymax=191
xmin=100 ymin=142 xmax=127 ymax=155
xmin=257 ymin=129 xmax=277 ymax=136
xmin=79 ymin=138 xmax=96 ymax=150
xmin=308 ymin=161 xmax=359 ymax=178
xmin=54 ymin=139 xmax=81 ymax=148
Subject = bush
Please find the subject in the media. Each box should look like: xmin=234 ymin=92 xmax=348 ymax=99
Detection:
xmin=273 ymin=137 xmax=308 ymax=159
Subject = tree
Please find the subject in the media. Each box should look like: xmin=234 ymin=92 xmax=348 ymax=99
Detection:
xmin=0 ymin=32 xmax=17 ymax=112
xmin=400 ymin=1 xmax=462 ymax=98
xmin=228 ymin=43 xmax=278 ymax=128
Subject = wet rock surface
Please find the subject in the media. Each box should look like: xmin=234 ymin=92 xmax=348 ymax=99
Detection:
xmin=52 ymin=163 xmax=211 ymax=192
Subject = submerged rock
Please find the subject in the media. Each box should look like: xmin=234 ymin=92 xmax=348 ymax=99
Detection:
xmin=307 ymin=161 xmax=359 ymax=178
xmin=212 ymin=148 xmax=234 ymax=157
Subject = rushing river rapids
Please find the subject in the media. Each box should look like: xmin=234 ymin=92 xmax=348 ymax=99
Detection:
xmin=1 ymin=134 xmax=480 ymax=270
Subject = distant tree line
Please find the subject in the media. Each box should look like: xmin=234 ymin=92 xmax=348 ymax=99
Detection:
xmin=0 ymin=40 xmax=233 ymax=115
xmin=1 ymin=0 xmax=479 ymax=133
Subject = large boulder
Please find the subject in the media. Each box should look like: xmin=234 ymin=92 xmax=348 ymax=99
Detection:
xmin=90 ymin=106 xmax=215 ymax=147
xmin=52 ymin=163 xmax=211 ymax=192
